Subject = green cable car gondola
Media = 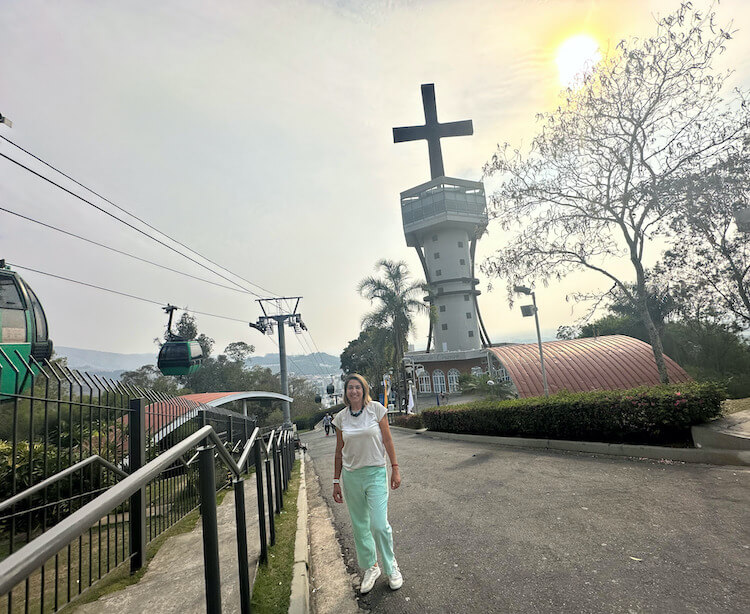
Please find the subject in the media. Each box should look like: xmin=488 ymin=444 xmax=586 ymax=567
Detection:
xmin=0 ymin=260 xmax=53 ymax=396
xmin=157 ymin=305 xmax=203 ymax=376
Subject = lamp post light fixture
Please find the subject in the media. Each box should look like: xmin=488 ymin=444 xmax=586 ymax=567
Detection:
xmin=513 ymin=285 xmax=550 ymax=397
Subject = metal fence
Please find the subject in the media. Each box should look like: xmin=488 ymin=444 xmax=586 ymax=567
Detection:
xmin=0 ymin=357 xmax=295 ymax=613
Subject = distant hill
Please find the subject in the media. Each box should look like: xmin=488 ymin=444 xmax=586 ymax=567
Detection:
xmin=56 ymin=346 xmax=340 ymax=379
xmin=246 ymin=352 xmax=340 ymax=376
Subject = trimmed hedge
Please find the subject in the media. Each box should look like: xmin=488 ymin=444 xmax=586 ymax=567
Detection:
xmin=294 ymin=404 xmax=344 ymax=431
xmin=421 ymin=382 xmax=726 ymax=445
xmin=391 ymin=413 xmax=424 ymax=429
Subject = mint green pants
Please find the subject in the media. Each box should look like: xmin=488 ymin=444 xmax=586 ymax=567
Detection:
xmin=342 ymin=465 xmax=396 ymax=575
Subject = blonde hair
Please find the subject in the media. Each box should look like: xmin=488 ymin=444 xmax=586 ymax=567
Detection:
xmin=343 ymin=373 xmax=372 ymax=408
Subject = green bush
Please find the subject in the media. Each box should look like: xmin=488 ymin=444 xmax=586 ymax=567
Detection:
xmin=421 ymin=382 xmax=726 ymax=445
xmin=294 ymin=405 xmax=344 ymax=431
xmin=391 ymin=413 xmax=424 ymax=429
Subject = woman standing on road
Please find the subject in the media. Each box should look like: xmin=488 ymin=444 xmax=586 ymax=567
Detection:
xmin=332 ymin=373 xmax=403 ymax=594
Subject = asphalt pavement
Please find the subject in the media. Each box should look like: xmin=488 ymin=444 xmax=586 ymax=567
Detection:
xmin=302 ymin=427 xmax=750 ymax=614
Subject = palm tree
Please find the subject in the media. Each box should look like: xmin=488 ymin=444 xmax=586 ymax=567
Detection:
xmin=357 ymin=260 xmax=429 ymax=397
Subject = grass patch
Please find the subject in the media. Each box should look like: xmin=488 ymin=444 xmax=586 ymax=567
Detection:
xmin=251 ymin=460 xmax=301 ymax=614
xmin=724 ymin=397 xmax=750 ymax=415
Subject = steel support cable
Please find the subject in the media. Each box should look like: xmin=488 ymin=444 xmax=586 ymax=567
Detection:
xmin=302 ymin=330 xmax=335 ymax=377
xmin=7 ymin=263 xmax=250 ymax=324
xmin=0 ymin=205 xmax=253 ymax=295
xmin=294 ymin=331 xmax=330 ymax=378
xmin=0 ymin=134 xmax=281 ymax=298
xmin=0 ymin=150 xmax=266 ymax=298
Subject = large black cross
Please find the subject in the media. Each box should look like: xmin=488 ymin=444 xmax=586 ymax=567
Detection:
xmin=393 ymin=83 xmax=473 ymax=180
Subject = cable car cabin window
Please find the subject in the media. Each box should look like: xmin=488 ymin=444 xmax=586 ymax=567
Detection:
xmin=1 ymin=309 xmax=26 ymax=343
xmin=160 ymin=343 xmax=189 ymax=363
xmin=0 ymin=276 xmax=24 ymax=310
xmin=25 ymin=283 xmax=49 ymax=342
xmin=189 ymin=342 xmax=202 ymax=359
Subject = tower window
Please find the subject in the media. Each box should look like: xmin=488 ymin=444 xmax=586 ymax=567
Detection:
xmin=458 ymin=241 xmax=464 ymax=248
xmin=432 ymin=235 xmax=438 ymax=242
xmin=464 ymin=295 xmax=470 ymax=301
xmin=435 ymin=269 xmax=442 ymax=276
xmin=434 ymin=252 xmax=440 ymax=259
xmin=441 ymin=323 xmax=448 ymax=330
xmin=459 ymin=258 xmax=466 ymax=266
xmin=438 ymin=288 xmax=444 ymax=295
xmin=468 ymin=331 xmax=475 ymax=338
xmin=466 ymin=312 xmax=472 ymax=319
xmin=439 ymin=305 xmax=446 ymax=312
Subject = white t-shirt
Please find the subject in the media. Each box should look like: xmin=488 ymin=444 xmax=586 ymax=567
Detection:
xmin=332 ymin=401 xmax=388 ymax=470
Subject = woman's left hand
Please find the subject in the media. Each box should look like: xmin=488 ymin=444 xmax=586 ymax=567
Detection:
xmin=391 ymin=466 xmax=401 ymax=490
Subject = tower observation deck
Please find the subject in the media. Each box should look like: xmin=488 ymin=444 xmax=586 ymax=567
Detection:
xmin=393 ymin=84 xmax=492 ymax=352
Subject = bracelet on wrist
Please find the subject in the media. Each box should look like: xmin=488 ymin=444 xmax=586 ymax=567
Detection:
xmin=332 ymin=478 xmax=340 ymax=484
xmin=392 ymin=464 xmax=399 ymax=467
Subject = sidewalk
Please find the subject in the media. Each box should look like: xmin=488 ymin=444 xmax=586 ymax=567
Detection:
xmin=74 ymin=487 xmax=260 ymax=614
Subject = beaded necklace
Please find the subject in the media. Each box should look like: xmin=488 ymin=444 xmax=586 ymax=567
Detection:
xmin=349 ymin=404 xmax=365 ymax=418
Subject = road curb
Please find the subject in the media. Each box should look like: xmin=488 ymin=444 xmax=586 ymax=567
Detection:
xmin=390 ymin=427 xmax=750 ymax=467
xmin=288 ymin=453 xmax=310 ymax=614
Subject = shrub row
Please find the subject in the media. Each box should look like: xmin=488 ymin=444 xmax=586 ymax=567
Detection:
xmin=420 ymin=382 xmax=726 ymax=445
xmin=390 ymin=413 xmax=424 ymax=429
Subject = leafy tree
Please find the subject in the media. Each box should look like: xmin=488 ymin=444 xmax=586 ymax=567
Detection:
xmin=660 ymin=152 xmax=750 ymax=328
xmin=340 ymin=326 xmax=393 ymax=393
xmin=357 ymin=260 xmax=428 ymax=396
xmin=457 ymin=373 xmax=516 ymax=399
xmin=121 ymin=364 xmax=184 ymax=396
xmin=224 ymin=341 xmax=254 ymax=363
xmin=174 ymin=312 xmax=198 ymax=341
xmin=483 ymin=2 xmax=748 ymax=383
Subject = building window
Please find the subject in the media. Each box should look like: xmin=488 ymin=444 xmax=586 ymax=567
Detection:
xmin=438 ymin=287 xmax=444 ymax=295
xmin=432 ymin=235 xmax=438 ymax=242
xmin=435 ymin=269 xmax=442 ymax=276
xmin=466 ymin=312 xmax=472 ymax=319
xmin=418 ymin=371 xmax=432 ymax=393
xmin=434 ymin=252 xmax=440 ymax=259
xmin=459 ymin=258 xmax=466 ymax=265
xmin=464 ymin=295 xmax=470 ymax=301
xmin=447 ymin=369 xmax=460 ymax=393
xmin=432 ymin=369 xmax=446 ymax=393
xmin=441 ymin=323 xmax=448 ymax=330
xmin=458 ymin=241 xmax=464 ymax=248
xmin=439 ymin=305 xmax=446 ymax=312
xmin=468 ymin=331 xmax=475 ymax=338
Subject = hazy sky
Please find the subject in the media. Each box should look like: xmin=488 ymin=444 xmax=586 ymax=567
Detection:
xmin=2 ymin=0 xmax=749 ymax=361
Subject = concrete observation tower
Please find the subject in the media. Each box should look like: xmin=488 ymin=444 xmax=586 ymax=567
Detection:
xmin=393 ymin=84 xmax=491 ymax=353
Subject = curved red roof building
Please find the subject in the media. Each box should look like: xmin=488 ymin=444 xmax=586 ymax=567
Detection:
xmin=488 ymin=335 xmax=691 ymax=398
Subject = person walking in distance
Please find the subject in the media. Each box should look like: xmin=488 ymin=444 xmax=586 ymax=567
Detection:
xmin=323 ymin=413 xmax=332 ymax=437
xmin=332 ymin=373 xmax=403 ymax=593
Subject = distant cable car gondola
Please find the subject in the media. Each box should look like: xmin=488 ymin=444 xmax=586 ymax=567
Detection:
xmin=0 ymin=260 xmax=53 ymax=396
xmin=157 ymin=304 xmax=203 ymax=376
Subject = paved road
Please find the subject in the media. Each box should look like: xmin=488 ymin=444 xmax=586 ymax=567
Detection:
xmin=303 ymin=428 xmax=750 ymax=614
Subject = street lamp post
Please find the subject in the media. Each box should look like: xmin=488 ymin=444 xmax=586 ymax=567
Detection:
xmin=513 ymin=285 xmax=549 ymax=397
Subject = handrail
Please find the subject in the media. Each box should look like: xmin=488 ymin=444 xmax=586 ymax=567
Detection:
xmin=0 ymin=454 xmax=128 ymax=515
xmin=0 ymin=424 xmax=244 ymax=595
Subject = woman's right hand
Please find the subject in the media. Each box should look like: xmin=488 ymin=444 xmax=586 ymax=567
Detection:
xmin=333 ymin=483 xmax=343 ymax=503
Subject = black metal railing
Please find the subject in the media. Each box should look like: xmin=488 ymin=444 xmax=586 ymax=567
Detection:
xmin=0 ymin=356 xmax=295 ymax=613
xmin=0 ymin=402 xmax=296 ymax=613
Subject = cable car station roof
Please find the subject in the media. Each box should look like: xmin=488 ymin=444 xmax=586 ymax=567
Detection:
xmin=489 ymin=335 xmax=691 ymax=398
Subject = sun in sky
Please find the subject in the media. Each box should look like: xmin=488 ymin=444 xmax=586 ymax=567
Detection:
xmin=556 ymin=34 xmax=602 ymax=88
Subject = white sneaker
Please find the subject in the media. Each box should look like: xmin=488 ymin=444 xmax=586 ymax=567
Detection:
xmin=360 ymin=564 xmax=381 ymax=594
xmin=388 ymin=562 xmax=403 ymax=590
